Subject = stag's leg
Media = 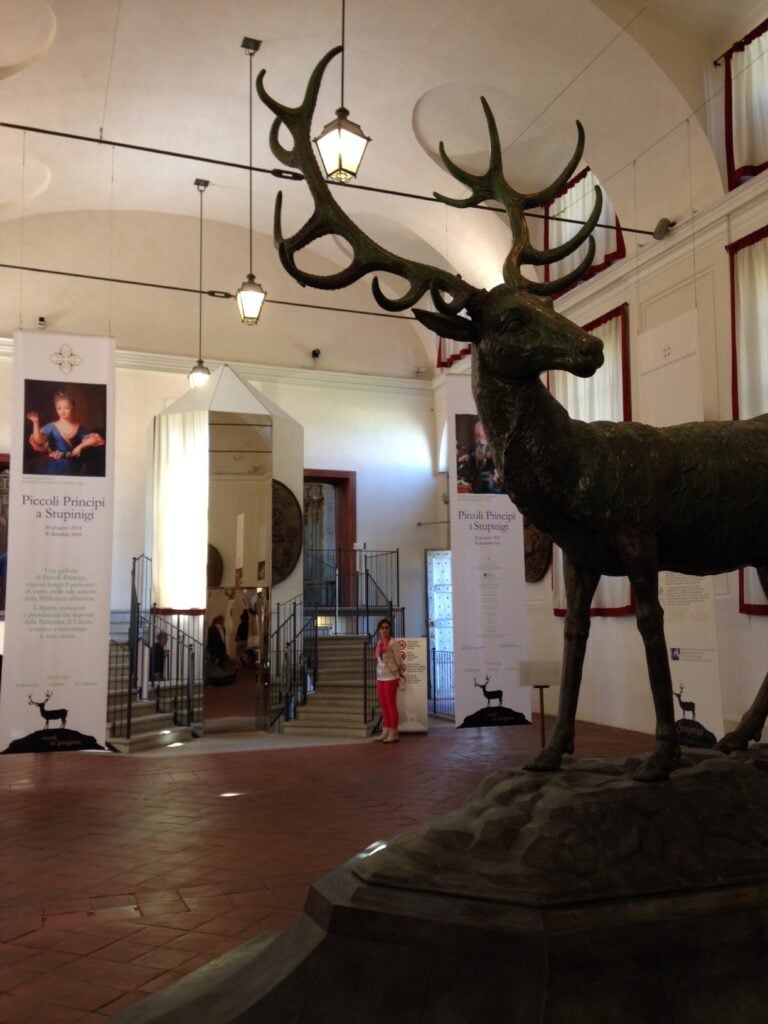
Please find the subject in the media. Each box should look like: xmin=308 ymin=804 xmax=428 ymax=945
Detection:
xmin=525 ymin=557 xmax=600 ymax=772
xmin=717 ymin=669 xmax=768 ymax=751
xmin=718 ymin=566 xmax=768 ymax=750
xmin=624 ymin=542 xmax=680 ymax=782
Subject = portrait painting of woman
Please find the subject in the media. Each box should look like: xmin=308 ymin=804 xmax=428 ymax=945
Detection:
xmin=23 ymin=381 xmax=107 ymax=477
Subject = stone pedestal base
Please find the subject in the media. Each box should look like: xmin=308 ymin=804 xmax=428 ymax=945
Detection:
xmin=113 ymin=751 xmax=768 ymax=1024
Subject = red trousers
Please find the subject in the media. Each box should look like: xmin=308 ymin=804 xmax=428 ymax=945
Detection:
xmin=376 ymin=678 xmax=400 ymax=730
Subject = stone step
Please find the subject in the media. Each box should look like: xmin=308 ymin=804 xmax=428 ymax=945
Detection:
xmin=293 ymin=708 xmax=373 ymax=724
xmin=109 ymin=726 xmax=192 ymax=754
xmin=281 ymin=721 xmax=375 ymax=739
xmin=298 ymin=696 xmax=369 ymax=711
xmin=110 ymin=709 xmax=178 ymax=737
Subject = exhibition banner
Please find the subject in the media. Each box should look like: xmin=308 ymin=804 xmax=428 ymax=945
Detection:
xmin=636 ymin=310 xmax=724 ymax=742
xmin=446 ymin=375 xmax=530 ymax=728
xmin=397 ymin=637 xmax=428 ymax=733
xmin=0 ymin=331 xmax=115 ymax=752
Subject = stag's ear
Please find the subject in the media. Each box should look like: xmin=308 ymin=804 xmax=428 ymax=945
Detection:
xmin=413 ymin=308 xmax=475 ymax=343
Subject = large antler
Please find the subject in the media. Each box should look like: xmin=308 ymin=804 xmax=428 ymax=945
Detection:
xmin=256 ymin=48 xmax=477 ymax=316
xmin=436 ymin=102 xmax=603 ymax=296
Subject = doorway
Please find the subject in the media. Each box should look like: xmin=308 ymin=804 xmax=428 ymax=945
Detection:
xmin=303 ymin=470 xmax=356 ymax=609
xmin=426 ymin=548 xmax=454 ymax=718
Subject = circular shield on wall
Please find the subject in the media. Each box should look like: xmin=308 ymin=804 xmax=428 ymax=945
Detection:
xmin=524 ymin=517 xmax=552 ymax=583
xmin=272 ymin=480 xmax=303 ymax=585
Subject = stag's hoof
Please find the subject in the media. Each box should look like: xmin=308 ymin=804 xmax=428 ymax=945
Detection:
xmin=632 ymin=751 xmax=677 ymax=782
xmin=524 ymin=747 xmax=564 ymax=772
xmin=715 ymin=730 xmax=750 ymax=754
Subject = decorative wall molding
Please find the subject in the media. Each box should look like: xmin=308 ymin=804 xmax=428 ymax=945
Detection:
xmin=557 ymin=171 xmax=768 ymax=320
xmin=0 ymin=338 xmax=432 ymax=397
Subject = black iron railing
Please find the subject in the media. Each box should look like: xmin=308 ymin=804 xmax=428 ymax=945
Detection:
xmin=269 ymin=594 xmax=318 ymax=726
xmin=429 ymin=649 xmax=455 ymax=719
xmin=362 ymin=636 xmax=378 ymax=724
xmin=304 ymin=548 xmax=400 ymax=632
xmin=108 ymin=555 xmax=204 ymax=740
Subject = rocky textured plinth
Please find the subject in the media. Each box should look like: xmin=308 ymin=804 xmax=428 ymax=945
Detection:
xmin=354 ymin=748 xmax=768 ymax=904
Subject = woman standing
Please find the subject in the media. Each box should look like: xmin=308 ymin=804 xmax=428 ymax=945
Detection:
xmin=374 ymin=618 xmax=405 ymax=743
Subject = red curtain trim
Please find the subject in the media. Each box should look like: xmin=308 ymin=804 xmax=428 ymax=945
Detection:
xmin=542 ymin=169 xmax=625 ymax=290
xmin=581 ymin=301 xmax=630 ymax=421
xmin=739 ymin=568 xmax=768 ymax=615
xmin=725 ymin=221 xmax=768 ymax=255
xmin=557 ymin=301 xmax=634 ymax=614
xmin=550 ymin=164 xmax=591 ymax=202
xmin=729 ymin=234 xmax=740 ymax=420
xmin=436 ymin=337 xmax=472 ymax=368
xmin=553 ymin=599 xmax=635 ymax=618
xmin=728 ymin=223 xmax=768 ymax=420
xmin=722 ymin=17 xmax=768 ymax=61
xmin=723 ymin=22 xmax=768 ymax=191
xmin=725 ymin=52 xmax=737 ymax=190
xmin=729 ymin=225 xmax=768 ymax=612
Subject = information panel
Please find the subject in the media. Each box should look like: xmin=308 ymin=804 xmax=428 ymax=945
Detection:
xmin=0 ymin=331 xmax=115 ymax=752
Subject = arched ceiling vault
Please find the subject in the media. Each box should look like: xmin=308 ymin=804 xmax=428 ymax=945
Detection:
xmin=0 ymin=0 xmax=761 ymax=378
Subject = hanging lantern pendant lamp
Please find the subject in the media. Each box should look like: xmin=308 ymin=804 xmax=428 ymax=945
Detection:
xmin=236 ymin=37 xmax=267 ymax=324
xmin=314 ymin=0 xmax=371 ymax=182
xmin=189 ymin=178 xmax=212 ymax=388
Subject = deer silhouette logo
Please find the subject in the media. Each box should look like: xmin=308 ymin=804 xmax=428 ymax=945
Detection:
xmin=474 ymin=675 xmax=503 ymax=707
xmin=28 ymin=692 xmax=68 ymax=730
xmin=673 ymin=686 xmax=696 ymax=721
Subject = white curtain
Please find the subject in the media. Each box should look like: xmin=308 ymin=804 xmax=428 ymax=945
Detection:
xmin=546 ymin=169 xmax=623 ymax=283
xmin=726 ymin=24 xmax=768 ymax=189
xmin=152 ymin=410 xmax=209 ymax=609
xmin=731 ymin=230 xmax=768 ymax=609
xmin=550 ymin=307 xmax=632 ymax=614
xmin=733 ymin=233 xmax=768 ymax=420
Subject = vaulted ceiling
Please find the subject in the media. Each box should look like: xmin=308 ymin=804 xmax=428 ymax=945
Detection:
xmin=0 ymin=0 xmax=764 ymax=378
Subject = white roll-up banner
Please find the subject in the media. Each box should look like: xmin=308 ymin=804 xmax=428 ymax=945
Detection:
xmin=446 ymin=375 xmax=530 ymax=728
xmin=0 ymin=331 xmax=115 ymax=753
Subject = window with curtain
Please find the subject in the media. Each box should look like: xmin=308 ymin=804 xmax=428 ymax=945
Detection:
xmin=727 ymin=224 xmax=768 ymax=612
xmin=543 ymin=168 xmax=625 ymax=292
xmin=722 ymin=19 xmax=768 ymax=191
xmin=550 ymin=304 xmax=633 ymax=616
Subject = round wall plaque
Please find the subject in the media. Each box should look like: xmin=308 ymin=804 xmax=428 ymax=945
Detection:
xmin=272 ymin=480 xmax=303 ymax=585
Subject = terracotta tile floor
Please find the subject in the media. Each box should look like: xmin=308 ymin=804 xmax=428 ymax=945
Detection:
xmin=0 ymin=716 xmax=653 ymax=1022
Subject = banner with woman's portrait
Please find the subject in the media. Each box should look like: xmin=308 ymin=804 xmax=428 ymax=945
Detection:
xmin=0 ymin=331 xmax=115 ymax=752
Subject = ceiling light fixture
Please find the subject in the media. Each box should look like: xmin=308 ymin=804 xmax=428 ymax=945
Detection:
xmin=189 ymin=178 xmax=212 ymax=388
xmin=314 ymin=0 xmax=370 ymax=182
xmin=236 ymin=37 xmax=267 ymax=325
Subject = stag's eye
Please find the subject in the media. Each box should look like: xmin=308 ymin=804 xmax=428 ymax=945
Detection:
xmin=501 ymin=310 xmax=525 ymax=333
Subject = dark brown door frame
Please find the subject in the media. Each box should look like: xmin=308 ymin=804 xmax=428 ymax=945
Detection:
xmin=304 ymin=470 xmax=357 ymax=605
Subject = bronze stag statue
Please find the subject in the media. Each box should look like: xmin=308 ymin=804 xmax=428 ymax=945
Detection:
xmin=258 ymin=48 xmax=768 ymax=780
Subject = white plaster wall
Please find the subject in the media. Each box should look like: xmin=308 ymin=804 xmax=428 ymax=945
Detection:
xmin=0 ymin=354 xmax=437 ymax=637
xmin=251 ymin=376 xmax=439 ymax=637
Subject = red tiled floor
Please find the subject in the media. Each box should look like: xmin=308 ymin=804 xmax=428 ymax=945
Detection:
xmin=0 ymin=716 xmax=654 ymax=1019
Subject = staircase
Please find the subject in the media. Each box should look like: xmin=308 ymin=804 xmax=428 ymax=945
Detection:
xmin=280 ymin=635 xmax=379 ymax=739
xmin=106 ymin=637 xmax=193 ymax=753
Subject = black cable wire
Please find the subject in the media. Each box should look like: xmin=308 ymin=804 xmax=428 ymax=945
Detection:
xmin=0 ymin=260 xmax=413 ymax=319
xmin=0 ymin=119 xmax=654 ymax=236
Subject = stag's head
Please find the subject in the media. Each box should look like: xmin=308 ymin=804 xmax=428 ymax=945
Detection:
xmin=257 ymin=48 xmax=605 ymax=383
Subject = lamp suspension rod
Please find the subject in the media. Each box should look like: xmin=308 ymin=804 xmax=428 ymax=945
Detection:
xmin=0 ymin=120 xmax=657 ymax=236
xmin=340 ymin=0 xmax=346 ymax=109
xmin=197 ymin=179 xmax=206 ymax=360
xmin=247 ymin=46 xmax=254 ymax=275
